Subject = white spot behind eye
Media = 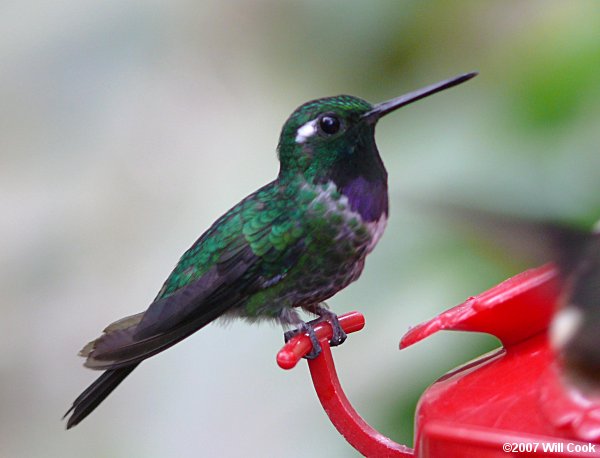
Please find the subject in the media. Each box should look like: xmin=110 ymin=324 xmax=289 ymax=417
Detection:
xmin=295 ymin=119 xmax=318 ymax=144
xmin=550 ymin=306 xmax=583 ymax=350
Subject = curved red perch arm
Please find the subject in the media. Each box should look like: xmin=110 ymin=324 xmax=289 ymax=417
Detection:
xmin=277 ymin=312 xmax=414 ymax=457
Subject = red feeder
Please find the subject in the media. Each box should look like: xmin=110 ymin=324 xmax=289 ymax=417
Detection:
xmin=277 ymin=265 xmax=600 ymax=457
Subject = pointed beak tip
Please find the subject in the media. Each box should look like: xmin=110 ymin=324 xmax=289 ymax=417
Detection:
xmin=364 ymin=70 xmax=479 ymax=121
xmin=462 ymin=70 xmax=479 ymax=81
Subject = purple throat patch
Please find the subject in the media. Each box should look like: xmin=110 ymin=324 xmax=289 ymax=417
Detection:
xmin=341 ymin=177 xmax=388 ymax=222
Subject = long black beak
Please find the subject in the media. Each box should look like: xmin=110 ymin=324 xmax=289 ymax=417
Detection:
xmin=363 ymin=71 xmax=478 ymax=122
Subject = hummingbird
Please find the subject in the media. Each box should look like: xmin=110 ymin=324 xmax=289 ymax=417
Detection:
xmin=549 ymin=224 xmax=600 ymax=392
xmin=64 ymin=72 xmax=477 ymax=428
xmin=436 ymin=204 xmax=600 ymax=391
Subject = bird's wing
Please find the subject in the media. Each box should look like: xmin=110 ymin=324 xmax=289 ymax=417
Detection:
xmin=82 ymin=183 xmax=305 ymax=370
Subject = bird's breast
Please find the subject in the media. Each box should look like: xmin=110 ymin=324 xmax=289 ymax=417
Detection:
xmin=365 ymin=214 xmax=388 ymax=253
xmin=304 ymin=181 xmax=388 ymax=256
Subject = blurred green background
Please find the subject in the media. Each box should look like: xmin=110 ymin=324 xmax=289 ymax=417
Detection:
xmin=2 ymin=1 xmax=599 ymax=457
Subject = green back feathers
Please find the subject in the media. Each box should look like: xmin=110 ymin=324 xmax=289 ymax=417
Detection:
xmin=156 ymin=182 xmax=305 ymax=300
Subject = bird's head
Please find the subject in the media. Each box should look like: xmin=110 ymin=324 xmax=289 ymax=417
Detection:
xmin=276 ymin=72 xmax=477 ymax=185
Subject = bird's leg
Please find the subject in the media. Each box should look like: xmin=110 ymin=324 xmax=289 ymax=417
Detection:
xmin=310 ymin=303 xmax=347 ymax=347
xmin=281 ymin=308 xmax=322 ymax=359
xmin=284 ymin=322 xmax=322 ymax=359
xmin=281 ymin=304 xmax=347 ymax=359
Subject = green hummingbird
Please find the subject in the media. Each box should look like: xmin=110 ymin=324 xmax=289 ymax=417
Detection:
xmin=64 ymin=72 xmax=477 ymax=428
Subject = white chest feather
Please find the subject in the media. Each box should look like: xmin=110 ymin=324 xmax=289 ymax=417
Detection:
xmin=365 ymin=215 xmax=388 ymax=252
xmin=307 ymin=181 xmax=388 ymax=254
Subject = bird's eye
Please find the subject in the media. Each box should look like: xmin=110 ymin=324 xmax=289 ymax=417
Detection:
xmin=319 ymin=115 xmax=341 ymax=135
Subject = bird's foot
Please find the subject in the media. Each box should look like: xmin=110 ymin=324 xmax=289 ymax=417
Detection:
xmin=313 ymin=307 xmax=347 ymax=347
xmin=283 ymin=308 xmax=347 ymax=359
xmin=284 ymin=322 xmax=322 ymax=359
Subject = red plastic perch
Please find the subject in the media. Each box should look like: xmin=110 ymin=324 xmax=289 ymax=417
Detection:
xmin=277 ymin=311 xmax=413 ymax=457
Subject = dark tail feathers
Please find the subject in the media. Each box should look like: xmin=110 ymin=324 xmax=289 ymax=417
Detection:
xmin=64 ymin=363 xmax=139 ymax=429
